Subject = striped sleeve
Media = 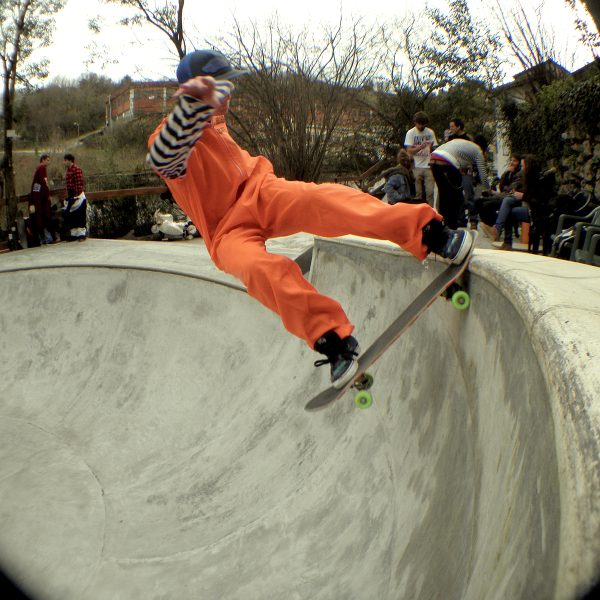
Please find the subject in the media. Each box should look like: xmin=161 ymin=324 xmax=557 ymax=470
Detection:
xmin=147 ymin=80 xmax=234 ymax=179
xmin=472 ymin=148 xmax=489 ymax=188
xmin=457 ymin=140 xmax=489 ymax=188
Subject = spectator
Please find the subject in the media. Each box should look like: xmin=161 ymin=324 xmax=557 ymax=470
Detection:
xmin=28 ymin=154 xmax=55 ymax=245
xmin=63 ymin=153 xmax=87 ymax=241
xmin=428 ymin=135 xmax=490 ymax=229
xmin=404 ymin=111 xmax=438 ymax=206
xmin=485 ymin=154 xmax=555 ymax=252
xmin=497 ymin=153 xmax=523 ymax=194
xmin=382 ymin=149 xmax=417 ymax=205
xmin=447 ymin=118 xmax=477 ymax=228
xmin=447 ymin=118 xmax=470 ymax=141
xmin=479 ymin=153 xmax=523 ymax=243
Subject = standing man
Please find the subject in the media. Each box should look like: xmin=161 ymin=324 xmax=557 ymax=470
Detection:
xmin=447 ymin=117 xmax=476 ymax=228
xmin=147 ymin=49 xmax=474 ymax=390
xmin=404 ymin=111 xmax=438 ymax=206
xmin=29 ymin=154 xmax=55 ymax=244
xmin=447 ymin=118 xmax=470 ymax=142
xmin=63 ymin=153 xmax=87 ymax=241
xmin=428 ymin=135 xmax=490 ymax=230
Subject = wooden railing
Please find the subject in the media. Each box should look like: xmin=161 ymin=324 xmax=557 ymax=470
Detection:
xmin=18 ymin=186 xmax=168 ymax=203
xmin=16 ymin=158 xmax=391 ymax=204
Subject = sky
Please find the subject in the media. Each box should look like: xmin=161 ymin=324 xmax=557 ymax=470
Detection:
xmin=39 ymin=0 xmax=597 ymax=84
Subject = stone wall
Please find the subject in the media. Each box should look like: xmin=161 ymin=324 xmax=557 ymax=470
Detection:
xmin=558 ymin=128 xmax=600 ymax=198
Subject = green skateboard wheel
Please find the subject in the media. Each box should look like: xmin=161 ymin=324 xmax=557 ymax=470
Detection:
xmin=354 ymin=390 xmax=373 ymax=409
xmin=451 ymin=290 xmax=470 ymax=310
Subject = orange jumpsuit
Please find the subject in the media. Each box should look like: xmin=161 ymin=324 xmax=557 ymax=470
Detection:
xmin=149 ymin=111 xmax=440 ymax=349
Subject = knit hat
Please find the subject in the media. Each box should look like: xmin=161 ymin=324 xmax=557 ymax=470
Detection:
xmin=176 ymin=50 xmax=248 ymax=84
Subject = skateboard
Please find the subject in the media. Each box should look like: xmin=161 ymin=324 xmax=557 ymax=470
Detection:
xmin=304 ymin=231 xmax=477 ymax=412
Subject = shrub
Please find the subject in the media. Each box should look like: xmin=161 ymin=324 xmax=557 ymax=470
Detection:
xmin=501 ymin=74 xmax=600 ymax=165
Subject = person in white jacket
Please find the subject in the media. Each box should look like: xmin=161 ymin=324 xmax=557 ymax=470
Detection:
xmin=428 ymin=136 xmax=490 ymax=229
xmin=404 ymin=112 xmax=438 ymax=206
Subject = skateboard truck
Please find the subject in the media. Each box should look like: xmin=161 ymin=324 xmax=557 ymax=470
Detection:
xmin=442 ymin=282 xmax=470 ymax=310
xmin=441 ymin=270 xmax=471 ymax=310
xmin=353 ymin=373 xmax=373 ymax=390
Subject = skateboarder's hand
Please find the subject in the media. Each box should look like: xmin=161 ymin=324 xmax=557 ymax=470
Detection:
xmin=174 ymin=76 xmax=221 ymax=108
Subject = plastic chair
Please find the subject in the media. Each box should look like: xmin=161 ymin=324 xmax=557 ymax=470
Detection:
xmin=588 ymin=234 xmax=600 ymax=267
xmin=573 ymin=224 xmax=600 ymax=265
xmin=550 ymin=206 xmax=600 ymax=259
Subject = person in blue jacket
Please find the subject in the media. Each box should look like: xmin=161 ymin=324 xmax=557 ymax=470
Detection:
xmin=382 ymin=150 xmax=418 ymax=205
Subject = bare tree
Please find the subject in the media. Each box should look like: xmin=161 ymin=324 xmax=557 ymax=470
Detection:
xmin=1 ymin=0 xmax=65 ymax=231
xmin=424 ymin=0 xmax=505 ymax=91
xmin=494 ymin=0 xmax=561 ymax=74
xmin=491 ymin=0 xmax=598 ymax=100
xmin=387 ymin=16 xmax=445 ymax=108
xmin=371 ymin=0 xmax=503 ymax=145
xmin=103 ymin=0 xmax=187 ymax=59
xmin=386 ymin=0 xmax=504 ymax=100
xmin=217 ymin=16 xmax=382 ymax=181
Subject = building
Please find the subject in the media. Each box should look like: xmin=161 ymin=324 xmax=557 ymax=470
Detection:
xmin=106 ymin=81 xmax=178 ymax=125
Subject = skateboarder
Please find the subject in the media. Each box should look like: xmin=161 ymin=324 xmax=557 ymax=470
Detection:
xmin=147 ymin=49 xmax=474 ymax=389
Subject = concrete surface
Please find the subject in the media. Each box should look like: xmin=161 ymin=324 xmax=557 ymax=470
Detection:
xmin=0 ymin=235 xmax=599 ymax=600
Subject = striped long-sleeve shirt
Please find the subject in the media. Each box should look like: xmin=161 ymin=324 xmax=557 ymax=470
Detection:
xmin=431 ymin=139 xmax=489 ymax=188
xmin=147 ymin=80 xmax=234 ymax=178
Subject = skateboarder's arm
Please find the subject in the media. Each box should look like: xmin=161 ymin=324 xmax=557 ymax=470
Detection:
xmin=147 ymin=78 xmax=233 ymax=179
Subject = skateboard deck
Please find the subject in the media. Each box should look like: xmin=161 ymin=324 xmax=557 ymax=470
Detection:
xmin=305 ymin=231 xmax=477 ymax=411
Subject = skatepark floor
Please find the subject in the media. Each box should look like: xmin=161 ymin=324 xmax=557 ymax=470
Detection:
xmin=1 ymin=233 xmax=599 ymax=600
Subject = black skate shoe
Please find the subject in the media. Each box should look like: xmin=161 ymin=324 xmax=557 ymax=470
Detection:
xmin=314 ymin=331 xmax=361 ymax=389
xmin=422 ymin=220 xmax=473 ymax=265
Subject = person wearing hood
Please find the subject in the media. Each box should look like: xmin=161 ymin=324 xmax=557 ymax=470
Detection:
xmin=382 ymin=150 xmax=418 ymax=205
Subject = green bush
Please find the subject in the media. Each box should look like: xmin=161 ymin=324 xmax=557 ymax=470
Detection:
xmin=89 ymin=196 xmax=137 ymax=238
xmin=88 ymin=193 xmax=172 ymax=238
xmin=502 ymin=74 xmax=600 ymax=164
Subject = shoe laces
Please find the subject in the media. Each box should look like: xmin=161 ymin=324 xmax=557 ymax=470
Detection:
xmin=314 ymin=346 xmax=359 ymax=368
xmin=314 ymin=358 xmax=331 ymax=368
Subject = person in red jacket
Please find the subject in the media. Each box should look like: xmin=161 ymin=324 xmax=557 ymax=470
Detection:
xmin=148 ymin=50 xmax=473 ymax=389
xmin=29 ymin=154 xmax=55 ymax=244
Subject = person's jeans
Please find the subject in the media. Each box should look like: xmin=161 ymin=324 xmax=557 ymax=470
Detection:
xmin=430 ymin=163 xmax=463 ymax=229
xmin=503 ymin=206 xmax=529 ymax=244
xmin=495 ymin=195 xmax=524 ymax=242
xmin=462 ymin=173 xmax=475 ymax=226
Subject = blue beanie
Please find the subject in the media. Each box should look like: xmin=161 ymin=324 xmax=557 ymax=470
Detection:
xmin=176 ymin=50 xmax=248 ymax=84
